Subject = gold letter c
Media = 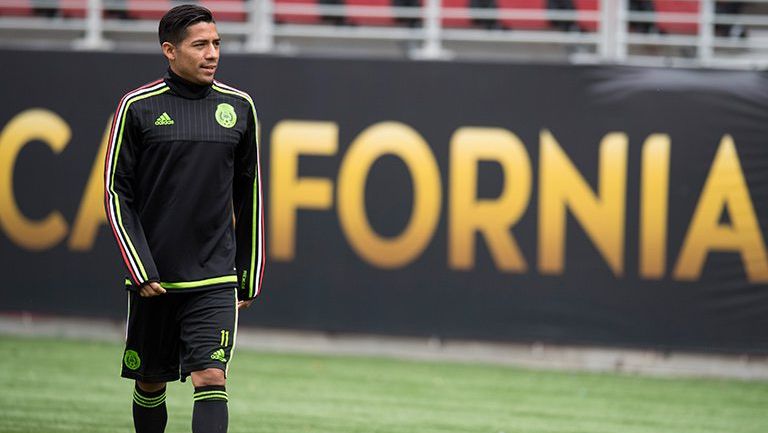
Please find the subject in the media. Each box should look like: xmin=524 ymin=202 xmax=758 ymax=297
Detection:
xmin=0 ymin=109 xmax=70 ymax=250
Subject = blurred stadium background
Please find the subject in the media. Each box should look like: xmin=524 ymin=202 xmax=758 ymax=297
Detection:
xmin=2 ymin=0 xmax=768 ymax=432
xmin=2 ymin=0 xmax=768 ymax=65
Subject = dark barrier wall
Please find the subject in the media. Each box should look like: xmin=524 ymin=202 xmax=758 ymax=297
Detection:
xmin=2 ymin=49 xmax=768 ymax=353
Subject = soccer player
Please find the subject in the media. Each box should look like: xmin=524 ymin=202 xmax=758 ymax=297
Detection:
xmin=103 ymin=5 xmax=265 ymax=433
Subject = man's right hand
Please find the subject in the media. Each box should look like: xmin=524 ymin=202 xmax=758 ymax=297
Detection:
xmin=139 ymin=281 xmax=166 ymax=297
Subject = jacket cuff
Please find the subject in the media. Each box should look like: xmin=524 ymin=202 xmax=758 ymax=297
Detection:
xmin=237 ymin=288 xmax=257 ymax=301
xmin=127 ymin=276 xmax=160 ymax=287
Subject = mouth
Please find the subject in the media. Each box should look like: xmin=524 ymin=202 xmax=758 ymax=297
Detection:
xmin=201 ymin=65 xmax=217 ymax=73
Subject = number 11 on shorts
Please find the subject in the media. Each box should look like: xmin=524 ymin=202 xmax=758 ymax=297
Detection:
xmin=220 ymin=329 xmax=230 ymax=347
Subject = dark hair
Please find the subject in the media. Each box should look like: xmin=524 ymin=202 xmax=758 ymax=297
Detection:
xmin=158 ymin=4 xmax=215 ymax=45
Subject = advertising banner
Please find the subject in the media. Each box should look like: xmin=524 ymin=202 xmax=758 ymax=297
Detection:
xmin=2 ymin=50 xmax=767 ymax=353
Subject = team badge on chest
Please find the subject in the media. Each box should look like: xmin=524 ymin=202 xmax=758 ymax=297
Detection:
xmin=215 ymin=103 xmax=237 ymax=128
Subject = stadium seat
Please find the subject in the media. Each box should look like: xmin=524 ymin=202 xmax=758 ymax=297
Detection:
xmin=346 ymin=0 xmax=396 ymax=26
xmin=127 ymin=0 xmax=171 ymax=20
xmin=202 ymin=0 xmax=247 ymax=22
xmin=54 ymin=0 xmax=130 ymax=19
xmin=59 ymin=0 xmax=86 ymax=18
xmin=573 ymin=0 xmax=598 ymax=31
xmin=442 ymin=0 xmax=473 ymax=28
xmin=274 ymin=0 xmax=323 ymax=24
xmin=653 ymin=0 xmax=699 ymax=34
xmin=497 ymin=0 xmax=548 ymax=30
xmin=0 ymin=0 xmax=33 ymax=16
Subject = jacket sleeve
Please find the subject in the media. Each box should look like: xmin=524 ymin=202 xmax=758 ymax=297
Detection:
xmin=233 ymin=100 xmax=266 ymax=301
xmin=104 ymin=103 xmax=160 ymax=287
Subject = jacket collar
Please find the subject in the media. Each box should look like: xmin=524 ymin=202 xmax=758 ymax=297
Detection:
xmin=164 ymin=68 xmax=212 ymax=100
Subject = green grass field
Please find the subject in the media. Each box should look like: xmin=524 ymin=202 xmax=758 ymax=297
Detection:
xmin=1 ymin=336 xmax=767 ymax=433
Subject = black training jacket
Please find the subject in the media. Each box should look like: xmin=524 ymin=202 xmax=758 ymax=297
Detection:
xmin=104 ymin=69 xmax=265 ymax=300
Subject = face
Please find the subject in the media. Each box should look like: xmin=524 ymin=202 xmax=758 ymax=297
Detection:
xmin=163 ymin=21 xmax=220 ymax=85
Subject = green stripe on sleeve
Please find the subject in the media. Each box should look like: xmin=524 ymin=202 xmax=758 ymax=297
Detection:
xmin=110 ymin=86 xmax=170 ymax=282
xmin=212 ymin=84 xmax=261 ymax=298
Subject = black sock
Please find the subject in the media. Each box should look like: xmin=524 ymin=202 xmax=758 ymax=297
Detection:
xmin=192 ymin=385 xmax=228 ymax=433
xmin=132 ymin=384 xmax=167 ymax=433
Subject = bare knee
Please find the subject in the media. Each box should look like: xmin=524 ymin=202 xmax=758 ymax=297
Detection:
xmin=190 ymin=368 xmax=226 ymax=387
xmin=136 ymin=380 xmax=166 ymax=393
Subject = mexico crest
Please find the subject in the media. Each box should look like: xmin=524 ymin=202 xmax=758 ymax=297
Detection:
xmin=124 ymin=349 xmax=141 ymax=370
xmin=215 ymin=103 xmax=237 ymax=128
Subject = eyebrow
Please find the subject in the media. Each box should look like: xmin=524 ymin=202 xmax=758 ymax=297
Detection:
xmin=191 ymin=38 xmax=221 ymax=44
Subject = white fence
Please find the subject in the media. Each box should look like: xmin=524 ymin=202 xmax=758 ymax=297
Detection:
xmin=0 ymin=0 xmax=766 ymax=68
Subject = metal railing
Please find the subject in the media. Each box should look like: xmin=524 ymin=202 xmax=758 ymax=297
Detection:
xmin=0 ymin=0 xmax=767 ymax=68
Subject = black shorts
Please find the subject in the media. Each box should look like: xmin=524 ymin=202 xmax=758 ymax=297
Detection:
xmin=121 ymin=287 xmax=238 ymax=383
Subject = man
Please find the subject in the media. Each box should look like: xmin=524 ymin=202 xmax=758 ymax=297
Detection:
xmin=103 ymin=5 xmax=265 ymax=433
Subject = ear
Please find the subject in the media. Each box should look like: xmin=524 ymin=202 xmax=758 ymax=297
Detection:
xmin=161 ymin=42 xmax=176 ymax=62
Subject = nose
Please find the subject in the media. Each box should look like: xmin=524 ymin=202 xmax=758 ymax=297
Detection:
xmin=205 ymin=43 xmax=218 ymax=60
